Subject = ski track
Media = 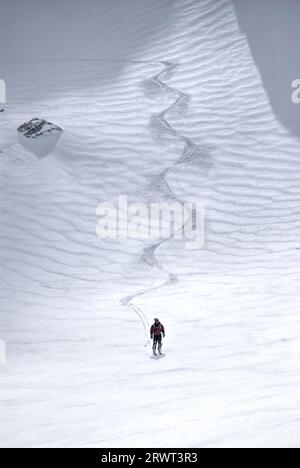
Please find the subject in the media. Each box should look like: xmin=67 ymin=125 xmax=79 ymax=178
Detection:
xmin=120 ymin=62 xmax=188 ymax=346
xmin=120 ymin=60 xmax=211 ymax=349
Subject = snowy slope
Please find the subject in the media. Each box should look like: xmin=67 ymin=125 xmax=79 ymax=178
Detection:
xmin=1 ymin=0 xmax=300 ymax=448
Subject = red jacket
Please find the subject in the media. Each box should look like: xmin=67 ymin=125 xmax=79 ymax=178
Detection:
xmin=151 ymin=323 xmax=165 ymax=337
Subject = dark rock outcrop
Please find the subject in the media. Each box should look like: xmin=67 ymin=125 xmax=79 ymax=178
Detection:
xmin=18 ymin=118 xmax=63 ymax=139
xmin=17 ymin=118 xmax=63 ymax=158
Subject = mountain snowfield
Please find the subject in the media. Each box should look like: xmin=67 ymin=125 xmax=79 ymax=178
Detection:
xmin=1 ymin=0 xmax=300 ymax=448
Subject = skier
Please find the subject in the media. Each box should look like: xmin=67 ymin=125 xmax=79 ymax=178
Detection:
xmin=150 ymin=318 xmax=165 ymax=356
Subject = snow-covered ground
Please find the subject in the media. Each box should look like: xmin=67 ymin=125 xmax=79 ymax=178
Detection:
xmin=1 ymin=0 xmax=300 ymax=448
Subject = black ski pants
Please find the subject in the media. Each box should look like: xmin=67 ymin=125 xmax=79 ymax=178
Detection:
xmin=153 ymin=334 xmax=162 ymax=353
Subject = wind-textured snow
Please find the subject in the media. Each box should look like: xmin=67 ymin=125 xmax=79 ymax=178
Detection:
xmin=1 ymin=0 xmax=300 ymax=448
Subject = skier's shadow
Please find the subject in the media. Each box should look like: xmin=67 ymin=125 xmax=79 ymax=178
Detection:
xmin=232 ymin=0 xmax=300 ymax=139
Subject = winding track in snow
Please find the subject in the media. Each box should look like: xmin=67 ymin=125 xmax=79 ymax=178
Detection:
xmin=120 ymin=60 xmax=211 ymax=347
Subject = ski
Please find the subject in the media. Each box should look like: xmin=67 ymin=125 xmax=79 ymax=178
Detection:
xmin=151 ymin=353 xmax=166 ymax=360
